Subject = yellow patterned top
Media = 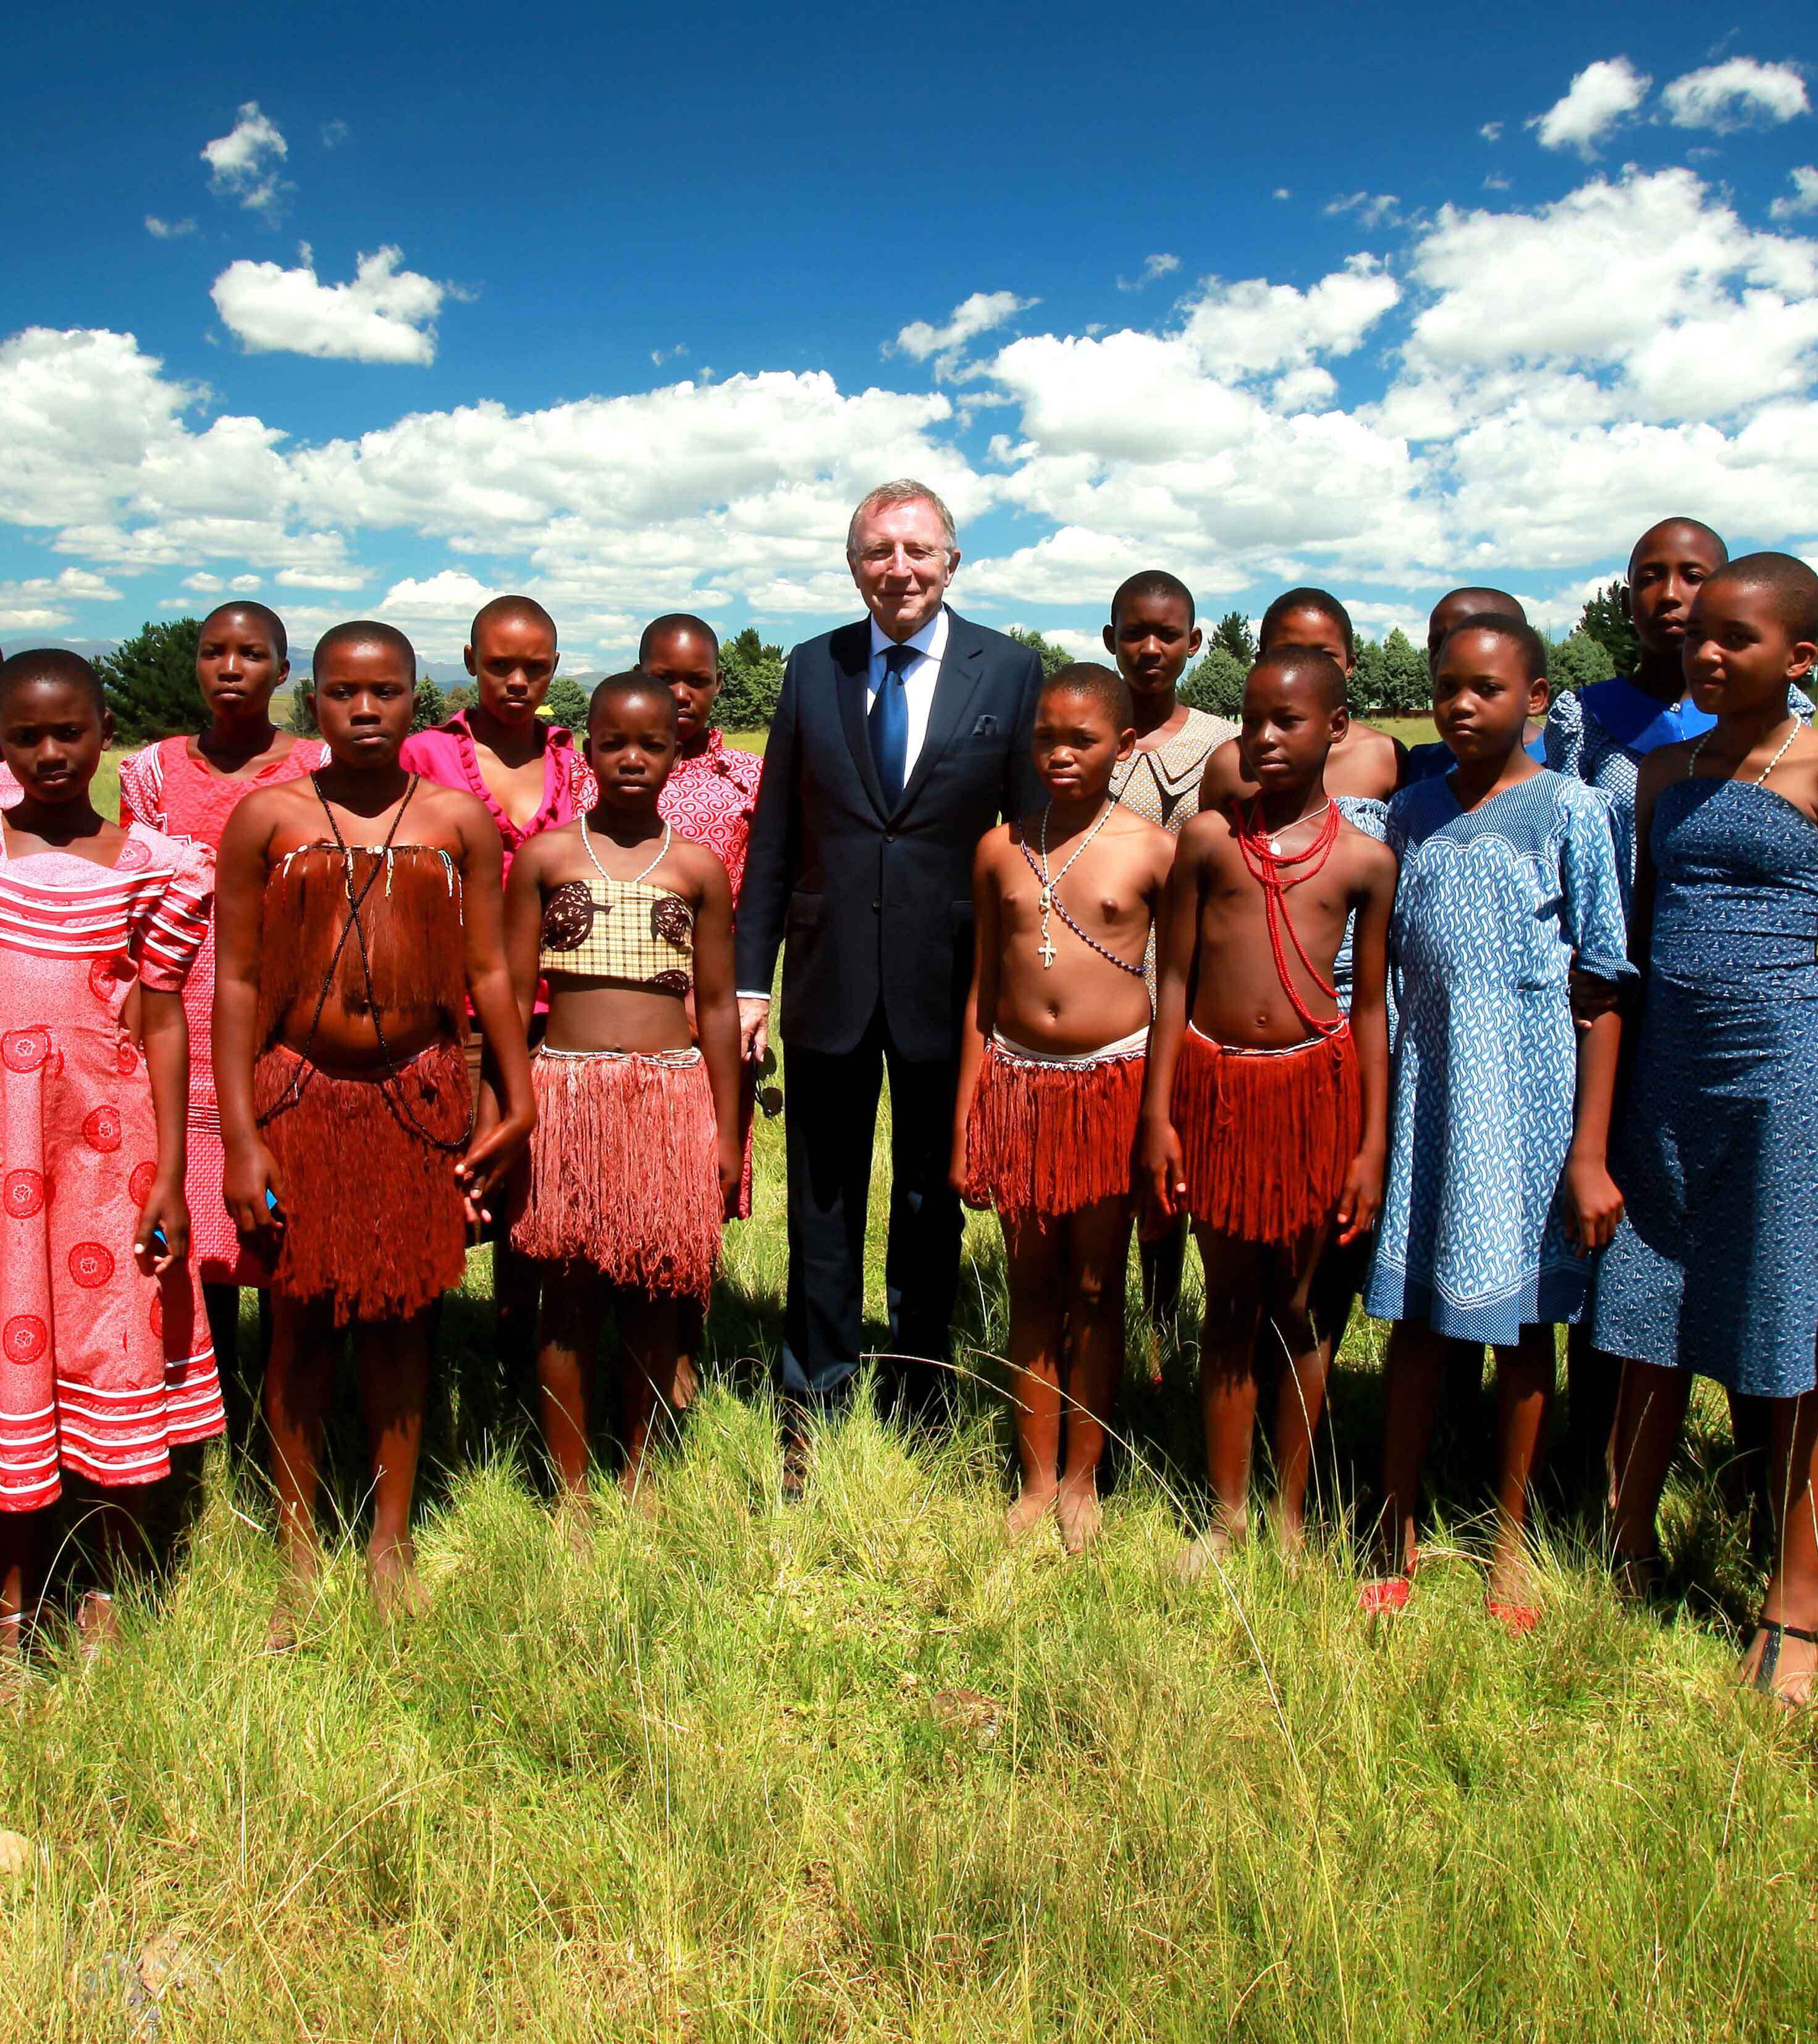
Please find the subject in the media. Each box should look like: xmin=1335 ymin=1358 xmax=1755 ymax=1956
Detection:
xmin=537 ymin=877 xmax=695 ymax=993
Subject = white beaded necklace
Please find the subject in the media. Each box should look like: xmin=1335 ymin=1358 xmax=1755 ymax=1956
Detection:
xmin=1687 ymin=718 xmax=1799 ymax=784
xmin=1034 ymin=799 xmax=1118 ymax=969
xmin=582 ymin=819 xmax=670 ymax=894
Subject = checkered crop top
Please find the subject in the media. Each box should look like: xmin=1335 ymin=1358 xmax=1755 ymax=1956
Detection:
xmin=537 ymin=877 xmax=694 ymax=995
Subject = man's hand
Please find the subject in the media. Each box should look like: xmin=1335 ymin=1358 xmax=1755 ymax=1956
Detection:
xmin=738 ymin=996 xmax=770 ymax=1064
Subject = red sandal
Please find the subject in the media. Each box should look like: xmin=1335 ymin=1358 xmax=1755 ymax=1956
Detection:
xmin=1486 ymin=1596 xmax=1541 ymax=1636
xmin=1358 ymin=1546 xmax=1418 ymax=1617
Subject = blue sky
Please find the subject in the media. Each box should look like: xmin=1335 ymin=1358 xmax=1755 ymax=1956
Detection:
xmin=4 ymin=2 xmax=1816 ymax=670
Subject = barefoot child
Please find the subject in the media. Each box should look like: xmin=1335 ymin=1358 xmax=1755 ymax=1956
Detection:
xmin=118 ymin=602 xmax=329 ymax=1405
xmin=1140 ymin=649 xmax=1395 ymax=1568
xmin=1596 ymin=555 xmax=1818 ymax=1702
xmin=503 ymin=672 xmax=741 ymax=1505
xmin=952 ymin=665 xmax=1173 ymax=1551
xmin=1100 ymin=570 xmax=1233 ymax=1324
xmin=1362 ymin=615 xmax=1631 ymax=1629
xmin=0 ymin=650 xmax=224 ymax=1650
xmin=213 ymin=621 xmax=534 ymax=1630
xmin=400 ymin=595 xmax=593 ymax=1397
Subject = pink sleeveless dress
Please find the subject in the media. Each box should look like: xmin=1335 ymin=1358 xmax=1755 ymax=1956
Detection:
xmin=117 ymin=735 xmax=331 ymax=1284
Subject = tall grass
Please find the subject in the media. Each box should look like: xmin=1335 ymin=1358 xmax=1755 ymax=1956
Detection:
xmin=0 ymin=744 xmax=1809 ymax=2038
xmin=0 ymin=1089 xmax=1813 ymax=2040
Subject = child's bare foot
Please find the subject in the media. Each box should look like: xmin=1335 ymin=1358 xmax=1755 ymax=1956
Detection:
xmin=1176 ymin=1522 xmax=1239 ymax=1583
xmin=1740 ymin=1620 xmax=1817 ymax=1709
xmin=75 ymin=1591 xmax=120 ymax=1662
xmin=1056 ymin=1478 xmax=1102 ymax=1555
xmin=367 ymin=1542 xmax=427 ymax=1624
xmin=620 ymin=1465 xmax=662 ymax=1521
xmin=1004 ymin=1481 xmax=1058 ymax=1541
xmin=1274 ymin=1512 xmax=1308 ymax=1569
xmin=554 ymin=1488 xmax=599 ymax=1556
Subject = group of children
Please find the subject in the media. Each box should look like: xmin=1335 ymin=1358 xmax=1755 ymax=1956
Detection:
xmin=2 ymin=518 xmax=1816 ymax=1703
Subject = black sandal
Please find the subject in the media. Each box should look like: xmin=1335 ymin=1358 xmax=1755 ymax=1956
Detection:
xmin=1750 ymin=1618 xmax=1818 ymax=1705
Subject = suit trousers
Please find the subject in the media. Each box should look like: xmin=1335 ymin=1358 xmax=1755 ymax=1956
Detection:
xmin=780 ymin=1006 xmax=964 ymax=1410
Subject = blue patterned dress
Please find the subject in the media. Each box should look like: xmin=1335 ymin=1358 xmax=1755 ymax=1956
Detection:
xmin=1332 ymin=795 xmax=1388 ymax=1014
xmin=1593 ymin=779 xmax=1818 ymax=1397
xmin=1365 ymin=770 xmax=1633 ymax=1343
xmin=1545 ymin=677 xmax=1812 ymax=907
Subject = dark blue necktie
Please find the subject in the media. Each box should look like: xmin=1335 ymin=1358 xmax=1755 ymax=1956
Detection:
xmin=870 ymin=642 xmax=912 ymax=808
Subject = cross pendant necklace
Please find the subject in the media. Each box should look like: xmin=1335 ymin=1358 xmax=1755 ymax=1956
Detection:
xmin=1035 ymin=800 xmax=1116 ymax=969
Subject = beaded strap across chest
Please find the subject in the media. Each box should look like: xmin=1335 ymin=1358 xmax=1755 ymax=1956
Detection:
xmin=539 ymin=822 xmax=695 ymax=995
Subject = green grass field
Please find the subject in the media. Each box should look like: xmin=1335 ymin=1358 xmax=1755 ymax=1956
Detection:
xmin=4 ymin=730 xmax=1811 ymax=2039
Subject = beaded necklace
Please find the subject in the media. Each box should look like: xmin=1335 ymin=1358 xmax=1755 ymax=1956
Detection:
xmin=1018 ymin=801 xmax=1145 ymax=979
xmin=1687 ymin=716 xmax=1799 ymax=784
xmin=1235 ymin=795 xmax=1347 ymax=1040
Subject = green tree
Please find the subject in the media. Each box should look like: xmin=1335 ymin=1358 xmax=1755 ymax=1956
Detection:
xmin=95 ymin=617 xmax=204 ymax=742
xmin=1379 ymin=628 xmax=1431 ymax=715
xmin=444 ymin=684 xmax=476 ymax=717
xmin=1180 ymin=644 xmax=1247 ymax=720
xmin=1547 ymin=628 xmax=1617 ymax=694
xmin=1210 ymin=610 xmax=1256 ymax=665
xmin=715 ymin=627 xmax=786 ymax=732
xmin=1007 ymin=626 xmax=1071 ymax=679
xmin=287 ymin=684 xmax=318 ymax=736
xmin=544 ymin=675 xmax=590 ymax=731
xmin=1578 ymin=579 xmax=1639 ymax=675
xmin=411 ymin=678 xmax=447 ymax=733
xmin=1349 ymin=636 xmax=1387 ymax=717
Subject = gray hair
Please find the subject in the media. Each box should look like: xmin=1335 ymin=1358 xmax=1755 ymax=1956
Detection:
xmin=846 ymin=479 xmax=958 ymax=558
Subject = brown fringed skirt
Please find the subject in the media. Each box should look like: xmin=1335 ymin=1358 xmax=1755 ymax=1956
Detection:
xmin=255 ymin=1040 xmax=472 ymax=1326
xmin=510 ymin=1046 xmax=721 ymax=1302
xmin=962 ymin=1029 xmax=1146 ymax=1221
xmin=1173 ymin=1024 xmax=1361 ymax=1248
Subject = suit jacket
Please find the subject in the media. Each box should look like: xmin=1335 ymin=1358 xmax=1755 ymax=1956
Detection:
xmin=735 ymin=607 xmax=1045 ymax=1061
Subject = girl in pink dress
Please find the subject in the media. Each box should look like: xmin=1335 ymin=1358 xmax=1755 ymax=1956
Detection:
xmin=399 ymin=595 xmax=594 ymax=1397
xmin=0 ymin=649 xmax=224 ymax=1652
xmin=117 ymin=604 xmax=328 ymax=1383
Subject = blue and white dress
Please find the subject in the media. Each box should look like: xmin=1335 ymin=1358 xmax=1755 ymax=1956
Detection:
xmin=1332 ymin=794 xmax=1389 ymax=1014
xmin=1364 ymin=770 xmax=1633 ymax=1343
xmin=1593 ymin=778 xmax=1818 ymax=1398
xmin=1545 ymin=676 xmax=1812 ymax=906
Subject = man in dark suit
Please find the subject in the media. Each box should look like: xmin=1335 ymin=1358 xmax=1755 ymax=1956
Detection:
xmin=735 ymin=479 xmax=1043 ymax=1450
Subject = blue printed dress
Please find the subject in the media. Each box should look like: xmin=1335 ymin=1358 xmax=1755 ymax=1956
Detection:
xmin=1332 ymin=795 xmax=1388 ymax=1014
xmin=1365 ymin=770 xmax=1633 ymax=1342
xmin=1545 ymin=676 xmax=1812 ymax=906
xmin=1593 ymin=778 xmax=1818 ymax=1397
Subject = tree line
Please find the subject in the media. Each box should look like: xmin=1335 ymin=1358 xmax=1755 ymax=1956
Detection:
xmin=93 ymin=592 xmax=1642 ymax=745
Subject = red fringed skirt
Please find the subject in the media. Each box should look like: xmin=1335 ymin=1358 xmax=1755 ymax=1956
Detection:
xmin=510 ymin=1047 xmax=721 ymax=1302
xmin=255 ymin=1041 xmax=472 ymax=1326
xmin=962 ymin=1029 xmax=1146 ymax=1221
xmin=1172 ymin=1024 xmax=1361 ymax=1248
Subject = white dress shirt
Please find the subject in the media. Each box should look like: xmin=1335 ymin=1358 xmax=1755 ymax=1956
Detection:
xmin=869 ymin=605 xmax=948 ymax=785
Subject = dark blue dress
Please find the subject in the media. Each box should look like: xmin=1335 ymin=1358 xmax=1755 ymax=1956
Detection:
xmin=1594 ymin=778 xmax=1818 ymax=1397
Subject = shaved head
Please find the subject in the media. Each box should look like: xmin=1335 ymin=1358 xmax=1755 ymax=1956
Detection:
xmin=1439 ymin=612 xmax=1549 ymax=685
xmin=1110 ymin=570 xmax=1195 ymax=628
xmin=588 ymin=667 xmax=677 ymax=730
xmin=0 ymin=647 xmax=106 ymax=716
xmin=1629 ymin=518 xmax=1726 ymax=574
xmin=470 ymin=594 xmax=556 ymax=646
xmin=201 ymin=600 xmax=288 ymax=662
xmin=313 ymin=620 xmax=417 ymax=680
xmin=1260 ymin=586 xmax=1354 ymax=662
xmin=1707 ymin=552 xmax=1818 ymax=646
xmin=1250 ymin=647 xmax=1348 ymax=712
xmin=1041 ymin=661 xmax=1134 ymax=728
xmin=639 ymin=613 xmax=719 ymax=662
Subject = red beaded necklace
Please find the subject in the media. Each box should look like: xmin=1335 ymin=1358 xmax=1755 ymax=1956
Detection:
xmin=1235 ymin=795 xmax=1346 ymax=1040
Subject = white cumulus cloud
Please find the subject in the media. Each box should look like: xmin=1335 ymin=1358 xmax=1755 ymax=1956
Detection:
xmin=1117 ymin=253 xmax=1180 ymax=292
xmin=1324 ymin=192 xmax=1400 ymax=228
xmin=1772 ymin=167 xmax=1818 ymax=220
xmin=1662 ymin=57 xmax=1810 ymax=133
xmin=1530 ymin=57 xmax=1651 ymax=156
xmin=890 ymin=290 xmax=1038 ymax=379
xmin=145 ymin=216 xmax=196 ymax=240
xmin=201 ymin=102 xmax=290 ymax=217
xmin=211 ymin=246 xmax=446 ymax=364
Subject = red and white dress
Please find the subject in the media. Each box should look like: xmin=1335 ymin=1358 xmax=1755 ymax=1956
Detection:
xmin=659 ymin=730 xmax=764 ymax=900
xmin=659 ymin=731 xmax=765 ymax=1217
xmin=117 ymin=734 xmax=330 ymax=1284
xmin=0 ymin=820 xmax=225 ymax=1508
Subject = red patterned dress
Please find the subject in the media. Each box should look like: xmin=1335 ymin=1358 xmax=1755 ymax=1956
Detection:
xmin=117 ymin=734 xmax=331 ymax=1284
xmin=659 ymin=730 xmax=765 ymax=1216
xmin=0 ymin=820 xmax=225 ymax=1507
